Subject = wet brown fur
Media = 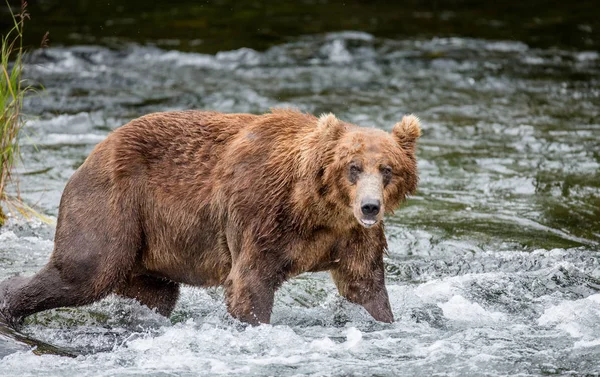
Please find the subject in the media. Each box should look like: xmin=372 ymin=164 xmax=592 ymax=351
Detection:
xmin=0 ymin=109 xmax=420 ymax=326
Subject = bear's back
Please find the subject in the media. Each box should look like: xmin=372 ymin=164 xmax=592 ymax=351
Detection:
xmin=100 ymin=111 xmax=258 ymax=183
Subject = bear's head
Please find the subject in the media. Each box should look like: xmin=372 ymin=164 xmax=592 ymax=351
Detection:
xmin=315 ymin=113 xmax=421 ymax=229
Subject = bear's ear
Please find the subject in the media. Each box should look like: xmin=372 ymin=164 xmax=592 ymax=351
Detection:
xmin=316 ymin=113 xmax=345 ymax=140
xmin=392 ymin=114 xmax=421 ymax=149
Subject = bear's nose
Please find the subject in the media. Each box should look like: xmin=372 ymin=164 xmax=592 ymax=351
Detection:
xmin=361 ymin=199 xmax=380 ymax=216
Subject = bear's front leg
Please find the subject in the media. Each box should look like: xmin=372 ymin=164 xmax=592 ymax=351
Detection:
xmin=224 ymin=260 xmax=283 ymax=325
xmin=331 ymin=256 xmax=394 ymax=323
xmin=330 ymin=227 xmax=394 ymax=323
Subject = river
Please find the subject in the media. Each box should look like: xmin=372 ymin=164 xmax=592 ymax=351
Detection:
xmin=0 ymin=8 xmax=599 ymax=377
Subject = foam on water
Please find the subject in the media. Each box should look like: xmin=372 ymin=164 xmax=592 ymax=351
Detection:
xmin=538 ymin=294 xmax=600 ymax=339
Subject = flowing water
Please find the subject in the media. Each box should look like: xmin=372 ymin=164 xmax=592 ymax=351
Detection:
xmin=0 ymin=31 xmax=599 ymax=376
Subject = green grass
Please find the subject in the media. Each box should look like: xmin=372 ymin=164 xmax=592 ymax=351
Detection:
xmin=0 ymin=1 xmax=49 ymax=226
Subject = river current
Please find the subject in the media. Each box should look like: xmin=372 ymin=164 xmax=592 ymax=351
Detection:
xmin=0 ymin=32 xmax=599 ymax=376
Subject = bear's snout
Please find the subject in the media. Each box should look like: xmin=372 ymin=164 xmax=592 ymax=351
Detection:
xmin=353 ymin=173 xmax=384 ymax=228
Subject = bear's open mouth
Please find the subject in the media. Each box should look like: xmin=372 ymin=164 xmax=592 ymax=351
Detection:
xmin=360 ymin=218 xmax=377 ymax=227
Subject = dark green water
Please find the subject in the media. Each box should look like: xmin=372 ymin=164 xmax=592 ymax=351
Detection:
xmin=0 ymin=1 xmax=599 ymax=376
xmin=2 ymin=0 xmax=600 ymax=53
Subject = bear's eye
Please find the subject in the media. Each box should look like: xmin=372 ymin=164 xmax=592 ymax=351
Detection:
xmin=381 ymin=166 xmax=393 ymax=185
xmin=348 ymin=163 xmax=362 ymax=184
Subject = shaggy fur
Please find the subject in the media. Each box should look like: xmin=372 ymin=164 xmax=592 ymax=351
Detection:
xmin=0 ymin=109 xmax=420 ymax=326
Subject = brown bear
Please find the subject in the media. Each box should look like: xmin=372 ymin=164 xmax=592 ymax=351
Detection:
xmin=0 ymin=109 xmax=420 ymax=326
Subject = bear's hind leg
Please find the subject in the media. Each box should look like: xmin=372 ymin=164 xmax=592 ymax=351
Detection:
xmin=0 ymin=261 xmax=122 ymax=328
xmin=1 ymin=166 xmax=142 ymax=327
xmin=115 ymin=275 xmax=180 ymax=317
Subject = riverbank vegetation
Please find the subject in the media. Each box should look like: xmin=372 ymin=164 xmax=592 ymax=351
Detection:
xmin=0 ymin=1 xmax=47 ymax=226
